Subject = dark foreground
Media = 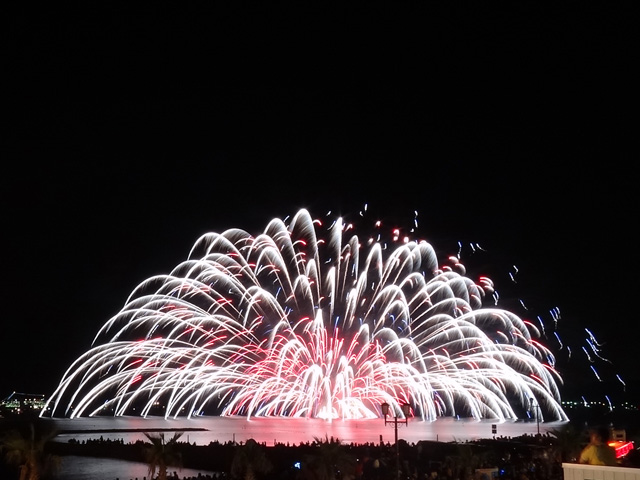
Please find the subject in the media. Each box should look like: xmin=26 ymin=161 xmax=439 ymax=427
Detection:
xmin=2 ymin=416 xmax=640 ymax=480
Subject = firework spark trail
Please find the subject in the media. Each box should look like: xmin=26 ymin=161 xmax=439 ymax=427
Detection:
xmin=43 ymin=209 xmax=568 ymax=422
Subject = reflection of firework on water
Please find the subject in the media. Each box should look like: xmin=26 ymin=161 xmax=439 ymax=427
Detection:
xmin=43 ymin=208 xmax=568 ymax=422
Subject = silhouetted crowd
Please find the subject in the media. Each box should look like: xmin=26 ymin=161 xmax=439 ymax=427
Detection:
xmin=53 ymin=431 xmax=640 ymax=480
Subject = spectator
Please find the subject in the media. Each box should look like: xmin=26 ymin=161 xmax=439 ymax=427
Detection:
xmin=578 ymin=427 xmax=617 ymax=466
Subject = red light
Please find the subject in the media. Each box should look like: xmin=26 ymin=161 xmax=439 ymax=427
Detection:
xmin=608 ymin=440 xmax=635 ymax=458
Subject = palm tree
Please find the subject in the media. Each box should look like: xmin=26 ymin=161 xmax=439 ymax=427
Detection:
xmin=548 ymin=422 xmax=586 ymax=463
xmin=230 ymin=438 xmax=272 ymax=480
xmin=298 ymin=436 xmax=356 ymax=480
xmin=0 ymin=420 xmax=60 ymax=480
xmin=142 ymin=432 xmax=183 ymax=480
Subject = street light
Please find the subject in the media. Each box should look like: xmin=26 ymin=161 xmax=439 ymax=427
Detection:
xmin=529 ymin=398 xmax=540 ymax=435
xmin=381 ymin=402 xmax=411 ymax=480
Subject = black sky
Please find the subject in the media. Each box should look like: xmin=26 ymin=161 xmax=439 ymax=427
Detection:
xmin=3 ymin=3 xmax=635 ymax=404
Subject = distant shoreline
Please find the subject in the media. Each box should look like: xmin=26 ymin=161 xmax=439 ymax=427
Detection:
xmin=57 ymin=427 xmax=208 ymax=434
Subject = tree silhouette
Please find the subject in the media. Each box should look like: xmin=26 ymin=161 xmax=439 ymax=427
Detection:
xmin=0 ymin=420 xmax=60 ymax=480
xmin=548 ymin=422 xmax=586 ymax=463
xmin=230 ymin=438 xmax=272 ymax=480
xmin=142 ymin=432 xmax=183 ymax=480
xmin=298 ymin=436 xmax=356 ymax=480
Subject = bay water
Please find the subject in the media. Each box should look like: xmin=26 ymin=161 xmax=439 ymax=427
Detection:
xmin=47 ymin=416 xmax=561 ymax=479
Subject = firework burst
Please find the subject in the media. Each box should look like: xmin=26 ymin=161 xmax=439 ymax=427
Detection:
xmin=42 ymin=209 xmax=568 ymax=422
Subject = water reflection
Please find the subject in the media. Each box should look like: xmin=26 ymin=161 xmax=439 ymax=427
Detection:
xmin=58 ymin=455 xmax=215 ymax=480
xmin=50 ymin=416 xmax=562 ymax=446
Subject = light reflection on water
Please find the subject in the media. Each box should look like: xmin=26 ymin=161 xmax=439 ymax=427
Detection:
xmin=58 ymin=455 xmax=215 ymax=480
xmin=50 ymin=415 xmax=562 ymax=446
xmin=49 ymin=416 xmax=564 ymax=480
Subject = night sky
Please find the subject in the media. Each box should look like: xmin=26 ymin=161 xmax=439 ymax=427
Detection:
xmin=3 ymin=3 xmax=635 ymax=407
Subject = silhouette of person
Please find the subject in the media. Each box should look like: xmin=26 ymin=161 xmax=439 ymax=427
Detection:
xmin=579 ymin=426 xmax=617 ymax=466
